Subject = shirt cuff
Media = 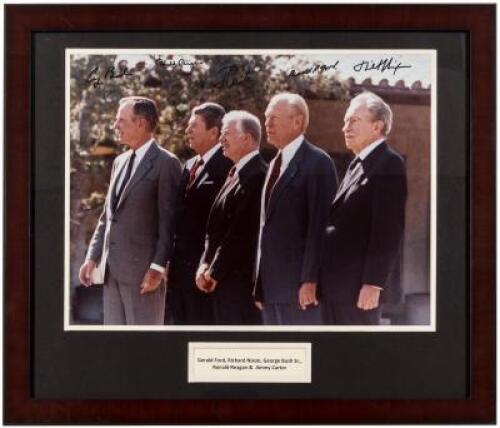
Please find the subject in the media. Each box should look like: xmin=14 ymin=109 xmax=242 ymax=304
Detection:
xmin=150 ymin=263 xmax=165 ymax=273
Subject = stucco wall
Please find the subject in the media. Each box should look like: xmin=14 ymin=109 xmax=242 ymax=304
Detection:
xmin=305 ymin=99 xmax=431 ymax=296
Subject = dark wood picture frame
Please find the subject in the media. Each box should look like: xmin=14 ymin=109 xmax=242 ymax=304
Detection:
xmin=5 ymin=4 xmax=495 ymax=424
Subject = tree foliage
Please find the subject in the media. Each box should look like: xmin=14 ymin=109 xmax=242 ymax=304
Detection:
xmin=70 ymin=53 xmax=348 ymax=160
xmin=69 ymin=54 xmax=349 ymax=289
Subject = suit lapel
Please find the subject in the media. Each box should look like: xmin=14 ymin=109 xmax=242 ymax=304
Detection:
xmin=213 ymin=153 xmax=256 ymax=209
xmin=208 ymin=173 xmax=238 ymax=226
xmin=223 ymin=153 xmax=260 ymax=199
xmin=210 ymin=153 xmax=260 ymax=221
xmin=190 ymin=158 xmax=207 ymax=190
xmin=109 ymin=154 xmax=129 ymax=211
xmin=180 ymin=157 xmax=197 ymax=197
xmin=265 ymin=142 xmax=305 ymax=221
xmin=359 ymin=141 xmax=388 ymax=175
xmin=195 ymin=147 xmax=225 ymax=189
xmin=115 ymin=142 xmax=158 ymax=211
xmin=333 ymin=141 xmax=388 ymax=207
xmin=185 ymin=147 xmax=224 ymax=195
xmin=180 ymin=164 xmax=190 ymax=191
xmin=333 ymin=162 xmax=363 ymax=205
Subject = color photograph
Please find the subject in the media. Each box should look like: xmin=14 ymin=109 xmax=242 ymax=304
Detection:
xmin=65 ymin=49 xmax=436 ymax=331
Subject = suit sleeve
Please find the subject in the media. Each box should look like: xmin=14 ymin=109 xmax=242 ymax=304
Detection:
xmin=301 ymin=154 xmax=338 ymax=283
xmin=86 ymin=159 xmax=117 ymax=263
xmin=199 ymin=234 xmax=210 ymax=268
xmin=362 ymin=156 xmax=407 ymax=288
xmin=199 ymin=216 xmax=214 ymax=268
xmin=153 ymin=155 xmax=182 ymax=267
xmin=208 ymin=176 xmax=264 ymax=282
xmin=172 ymin=165 xmax=189 ymax=228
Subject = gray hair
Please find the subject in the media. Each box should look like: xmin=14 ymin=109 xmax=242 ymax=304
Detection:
xmin=119 ymin=96 xmax=159 ymax=132
xmin=350 ymin=91 xmax=393 ymax=135
xmin=267 ymin=92 xmax=309 ymax=131
xmin=223 ymin=110 xmax=262 ymax=145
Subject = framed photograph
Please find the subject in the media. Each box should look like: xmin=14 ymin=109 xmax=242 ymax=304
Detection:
xmin=66 ymin=47 xmax=436 ymax=333
xmin=4 ymin=4 xmax=495 ymax=424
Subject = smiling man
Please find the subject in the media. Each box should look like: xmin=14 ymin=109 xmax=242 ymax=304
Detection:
xmin=320 ymin=91 xmax=408 ymax=325
xmin=79 ymin=96 xmax=182 ymax=325
xmin=196 ymin=110 xmax=267 ymax=325
xmin=167 ymin=102 xmax=232 ymax=325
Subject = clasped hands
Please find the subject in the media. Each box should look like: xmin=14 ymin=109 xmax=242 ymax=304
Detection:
xmin=195 ymin=263 xmax=217 ymax=293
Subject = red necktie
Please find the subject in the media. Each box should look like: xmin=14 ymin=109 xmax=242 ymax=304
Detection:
xmin=226 ymin=165 xmax=237 ymax=182
xmin=264 ymin=152 xmax=282 ymax=210
xmin=217 ymin=166 xmax=237 ymax=197
xmin=187 ymin=158 xmax=204 ymax=189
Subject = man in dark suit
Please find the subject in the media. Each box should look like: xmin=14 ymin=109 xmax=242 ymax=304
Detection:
xmin=320 ymin=91 xmax=407 ymax=325
xmin=167 ymin=102 xmax=232 ymax=325
xmin=196 ymin=110 xmax=267 ymax=325
xmin=255 ymin=93 xmax=338 ymax=325
xmin=79 ymin=96 xmax=182 ymax=325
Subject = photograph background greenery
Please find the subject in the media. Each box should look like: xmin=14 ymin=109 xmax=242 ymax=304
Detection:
xmin=69 ymin=52 xmax=433 ymax=326
xmin=69 ymin=54 xmax=349 ymax=306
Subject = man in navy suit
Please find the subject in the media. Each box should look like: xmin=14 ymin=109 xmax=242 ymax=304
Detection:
xmin=167 ymin=102 xmax=232 ymax=325
xmin=320 ymin=91 xmax=407 ymax=325
xmin=255 ymin=93 xmax=338 ymax=325
xmin=197 ymin=110 xmax=267 ymax=325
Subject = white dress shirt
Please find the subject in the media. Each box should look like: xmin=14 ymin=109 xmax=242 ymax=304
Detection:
xmin=234 ymin=149 xmax=259 ymax=175
xmin=260 ymin=134 xmax=304 ymax=210
xmin=255 ymin=134 xmax=305 ymax=284
xmin=276 ymin=134 xmax=304 ymax=177
xmin=115 ymin=138 xmax=165 ymax=274
xmin=358 ymin=137 xmax=385 ymax=161
xmin=189 ymin=142 xmax=222 ymax=180
xmin=115 ymin=139 xmax=155 ymax=195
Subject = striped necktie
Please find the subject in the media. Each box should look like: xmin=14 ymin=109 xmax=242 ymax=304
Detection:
xmin=186 ymin=158 xmax=204 ymax=189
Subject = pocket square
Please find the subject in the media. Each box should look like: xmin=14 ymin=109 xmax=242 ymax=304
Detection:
xmin=197 ymin=173 xmax=210 ymax=186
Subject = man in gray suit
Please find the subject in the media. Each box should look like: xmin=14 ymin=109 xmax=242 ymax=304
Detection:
xmin=255 ymin=93 xmax=338 ymax=325
xmin=79 ymin=96 xmax=182 ymax=325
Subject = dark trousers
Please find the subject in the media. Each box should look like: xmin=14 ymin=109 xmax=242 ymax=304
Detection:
xmin=213 ymin=295 xmax=262 ymax=325
xmin=321 ymin=300 xmax=382 ymax=325
xmin=167 ymin=287 xmax=215 ymax=325
xmin=262 ymin=303 xmax=323 ymax=325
